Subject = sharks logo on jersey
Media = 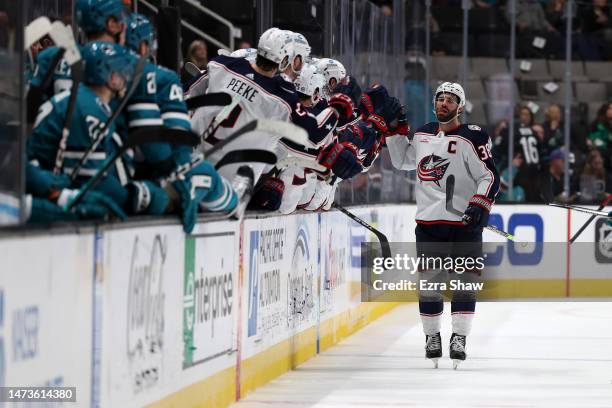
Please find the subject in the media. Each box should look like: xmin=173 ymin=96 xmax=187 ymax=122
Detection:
xmin=417 ymin=154 xmax=450 ymax=186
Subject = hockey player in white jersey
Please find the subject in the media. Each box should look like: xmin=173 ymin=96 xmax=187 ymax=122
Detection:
xmin=190 ymin=28 xmax=349 ymax=208
xmin=272 ymin=64 xmax=330 ymax=214
xmin=386 ymin=82 xmax=500 ymax=369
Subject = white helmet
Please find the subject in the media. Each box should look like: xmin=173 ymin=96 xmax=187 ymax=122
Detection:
xmin=257 ymin=27 xmax=292 ymax=65
xmin=229 ymin=47 xmax=258 ymax=63
xmin=294 ymin=64 xmax=325 ymax=104
xmin=287 ymin=31 xmax=311 ymax=73
xmin=433 ymin=81 xmax=466 ymax=109
xmin=314 ymin=58 xmax=347 ymax=95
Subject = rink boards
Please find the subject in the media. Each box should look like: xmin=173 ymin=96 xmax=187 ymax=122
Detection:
xmin=0 ymin=204 xmax=610 ymax=407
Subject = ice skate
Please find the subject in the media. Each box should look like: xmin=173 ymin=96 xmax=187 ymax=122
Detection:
xmin=425 ymin=332 xmax=442 ymax=368
xmin=449 ymin=333 xmax=466 ymax=369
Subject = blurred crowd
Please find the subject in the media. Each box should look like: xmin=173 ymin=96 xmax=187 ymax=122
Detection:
xmin=420 ymin=0 xmax=612 ymax=60
xmin=492 ymin=101 xmax=612 ymax=203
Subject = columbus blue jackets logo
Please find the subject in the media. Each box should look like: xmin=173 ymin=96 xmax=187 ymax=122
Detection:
xmin=417 ymin=154 xmax=450 ymax=186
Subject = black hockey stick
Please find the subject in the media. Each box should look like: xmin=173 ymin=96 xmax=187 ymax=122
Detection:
xmin=548 ymin=202 xmax=612 ymax=217
xmin=65 ymin=127 xmax=199 ymax=210
xmin=53 ymin=59 xmax=82 ymax=174
xmin=446 ymin=175 xmax=527 ymax=245
xmin=185 ymin=92 xmax=232 ymax=111
xmin=332 ymin=203 xmax=392 ymax=260
xmin=568 ymin=194 xmax=612 ymax=243
xmin=69 ymin=56 xmax=147 ymax=181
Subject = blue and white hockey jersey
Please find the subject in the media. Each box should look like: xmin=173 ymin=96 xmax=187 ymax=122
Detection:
xmin=386 ymin=122 xmax=500 ymax=224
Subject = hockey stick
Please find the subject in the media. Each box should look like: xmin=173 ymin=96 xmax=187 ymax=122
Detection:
xmin=548 ymin=202 xmax=612 ymax=218
xmin=185 ymin=92 xmax=232 ymax=111
xmin=166 ymin=119 xmax=310 ymax=183
xmin=332 ymin=203 xmax=392 ymax=260
xmin=53 ymin=60 xmax=83 ymax=174
xmin=65 ymin=128 xmax=199 ymax=210
xmin=446 ymin=175 xmax=527 ymax=246
xmin=69 ymin=56 xmax=147 ymax=181
xmin=184 ymin=61 xmax=203 ymax=77
xmin=569 ymin=194 xmax=612 ymax=243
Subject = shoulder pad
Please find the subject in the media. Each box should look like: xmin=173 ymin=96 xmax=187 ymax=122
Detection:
xmin=414 ymin=122 xmax=438 ymax=134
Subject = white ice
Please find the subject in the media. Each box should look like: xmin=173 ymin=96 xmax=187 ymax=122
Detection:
xmin=232 ymin=302 xmax=612 ymax=408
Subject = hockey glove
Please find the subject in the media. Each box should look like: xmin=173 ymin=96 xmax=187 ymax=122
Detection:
xmin=251 ymin=176 xmax=285 ymax=211
xmin=318 ymin=142 xmax=362 ymax=180
xmin=375 ymin=96 xmax=402 ymax=125
xmin=328 ymin=93 xmax=354 ymax=120
xmin=463 ymin=195 xmax=493 ymax=231
xmin=359 ymin=85 xmax=389 ymax=115
xmin=26 ymin=163 xmax=71 ymax=198
xmin=56 ymin=189 xmax=127 ymax=220
xmin=366 ymin=113 xmax=388 ymax=134
xmin=388 ymin=105 xmax=410 ymax=137
xmin=334 ymin=76 xmax=362 ymax=105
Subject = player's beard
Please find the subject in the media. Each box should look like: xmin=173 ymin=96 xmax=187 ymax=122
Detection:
xmin=436 ymin=106 xmax=459 ymax=123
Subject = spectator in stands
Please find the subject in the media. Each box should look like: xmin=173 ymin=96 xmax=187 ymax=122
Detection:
xmin=576 ymin=0 xmax=612 ymax=60
xmin=510 ymin=0 xmax=556 ymax=33
xmin=538 ymin=148 xmax=578 ymax=203
xmin=545 ymin=0 xmax=575 ymax=32
xmin=492 ymin=118 xmax=509 ymax=171
xmin=237 ymin=39 xmax=252 ymax=49
xmin=579 ymin=149 xmax=611 ymax=203
xmin=508 ymin=0 xmax=563 ymax=57
xmin=543 ymin=104 xmax=563 ymax=155
xmin=587 ymin=102 xmax=612 ymax=159
xmin=181 ymin=39 xmax=208 ymax=82
xmin=498 ymin=154 xmax=527 ymax=202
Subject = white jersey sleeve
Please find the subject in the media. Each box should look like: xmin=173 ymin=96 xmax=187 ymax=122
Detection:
xmin=386 ymin=134 xmax=416 ymax=170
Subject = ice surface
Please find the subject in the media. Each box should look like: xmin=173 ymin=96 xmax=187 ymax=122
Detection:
xmin=233 ymin=302 xmax=612 ymax=408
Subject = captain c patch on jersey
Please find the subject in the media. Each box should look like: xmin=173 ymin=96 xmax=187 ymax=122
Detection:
xmin=417 ymin=154 xmax=450 ymax=186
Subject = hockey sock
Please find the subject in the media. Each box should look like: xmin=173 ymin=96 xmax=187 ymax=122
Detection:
xmin=451 ymin=299 xmax=475 ymax=336
xmin=419 ymin=300 xmax=443 ymax=335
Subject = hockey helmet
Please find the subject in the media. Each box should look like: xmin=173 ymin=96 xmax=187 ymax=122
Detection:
xmin=287 ymin=31 xmax=311 ymax=73
xmin=257 ymin=27 xmax=292 ymax=66
xmin=124 ymin=13 xmax=157 ymax=54
xmin=294 ymin=63 xmax=325 ymax=104
xmin=314 ymin=58 xmax=347 ymax=94
xmin=433 ymin=81 xmax=466 ymax=109
xmin=228 ymin=47 xmax=258 ymax=63
xmin=75 ymin=0 xmax=126 ymax=35
xmin=82 ymin=41 xmax=134 ymax=86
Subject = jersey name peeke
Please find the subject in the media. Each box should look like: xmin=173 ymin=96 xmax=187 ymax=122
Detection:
xmin=226 ymin=78 xmax=259 ymax=102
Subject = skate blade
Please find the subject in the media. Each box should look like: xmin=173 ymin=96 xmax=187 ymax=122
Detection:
xmin=427 ymin=357 xmax=440 ymax=368
xmin=452 ymin=359 xmax=461 ymax=370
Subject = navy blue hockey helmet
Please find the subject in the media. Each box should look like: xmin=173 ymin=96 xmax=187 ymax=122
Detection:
xmin=124 ymin=13 xmax=156 ymax=54
xmin=81 ymin=41 xmax=134 ymax=86
xmin=75 ymin=0 xmax=125 ymax=35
